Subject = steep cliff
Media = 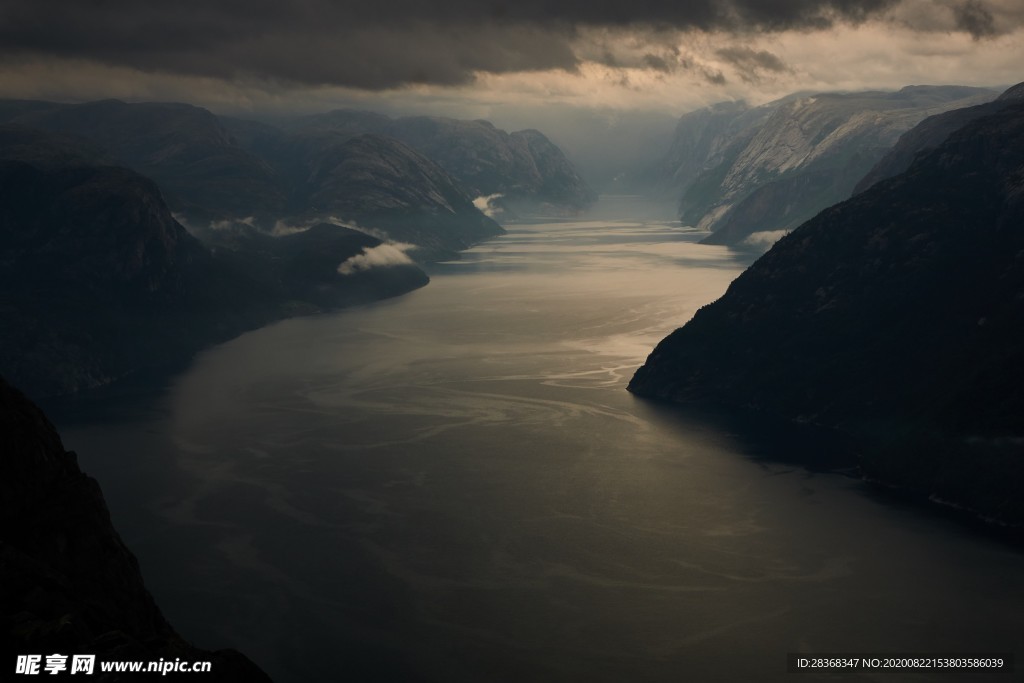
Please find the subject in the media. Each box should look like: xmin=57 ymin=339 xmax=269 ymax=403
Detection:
xmin=649 ymin=99 xmax=782 ymax=200
xmin=657 ymin=86 xmax=996 ymax=247
xmin=0 ymin=376 xmax=273 ymax=681
xmin=630 ymin=101 xmax=1024 ymax=526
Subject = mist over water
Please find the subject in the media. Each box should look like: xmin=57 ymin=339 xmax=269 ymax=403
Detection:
xmin=60 ymin=198 xmax=1024 ymax=682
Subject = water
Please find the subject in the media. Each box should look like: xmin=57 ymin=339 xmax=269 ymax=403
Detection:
xmin=59 ymin=199 xmax=1024 ymax=682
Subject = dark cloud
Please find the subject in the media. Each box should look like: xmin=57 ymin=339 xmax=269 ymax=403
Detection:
xmin=0 ymin=0 xmax=899 ymax=89
xmin=716 ymin=46 xmax=789 ymax=82
xmin=717 ymin=47 xmax=787 ymax=72
xmin=642 ymin=54 xmax=672 ymax=72
xmin=703 ymin=69 xmax=729 ymax=85
xmin=953 ymin=0 xmax=998 ymax=39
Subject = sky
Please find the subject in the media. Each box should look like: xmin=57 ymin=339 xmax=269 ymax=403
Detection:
xmin=0 ymin=0 xmax=1021 ymax=177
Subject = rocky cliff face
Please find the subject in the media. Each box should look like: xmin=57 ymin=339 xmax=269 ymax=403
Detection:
xmin=0 ymin=376 xmax=273 ymax=681
xmin=658 ymin=86 xmax=996 ymax=247
xmin=642 ymin=100 xmax=777 ymax=198
xmin=630 ymin=101 xmax=1024 ymax=526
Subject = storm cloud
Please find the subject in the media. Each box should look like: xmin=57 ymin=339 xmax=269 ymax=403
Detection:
xmin=953 ymin=0 xmax=998 ymax=38
xmin=0 ymin=0 xmax=920 ymax=90
xmin=716 ymin=46 xmax=790 ymax=82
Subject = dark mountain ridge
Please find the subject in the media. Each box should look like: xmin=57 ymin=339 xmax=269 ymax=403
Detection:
xmin=0 ymin=127 xmax=428 ymax=399
xmin=0 ymin=99 xmax=287 ymax=221
xmin=629 ymin=99 xmax=1024 ymax=526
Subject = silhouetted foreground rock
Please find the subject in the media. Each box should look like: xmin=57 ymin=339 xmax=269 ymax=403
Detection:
xmin=1 ymin=376 xmax=273 ymax=681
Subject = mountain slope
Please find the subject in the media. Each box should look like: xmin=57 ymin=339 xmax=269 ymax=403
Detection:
xmin=0 ymin=100 xmax=286 ymax=221
xmin=650 ymin=97 xmax=790 ymax=201
xmin=1 ymin=376 xmax=273 ymax=680
xmin=509 ymin=128 xmax=597 ymax=210
xmin=285 ymin=133 xmax=503 ymax=256
xmin=659 ymin=86 xmax=996 ymax=247
xmin=0 ymin=127 xmax=428 ymax=398
xmin=0 ymin=128 xmax=213 ymax=395
xmin=0 ymin=100 xmax=507 ymax=254
xmin=282 ymin=110 xmax=596 ymax=213
xmin=629 ymin=101 xmax=1024 ymax=525
xmin=854 ymin=81 xmax=1024 ymax=194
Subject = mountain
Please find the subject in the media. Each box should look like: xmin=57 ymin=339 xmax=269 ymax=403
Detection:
xmin=0 ymin=127 xmax=428 ymax=398
xmin=282 ymin=133 xmax=503 ymax=257
xmin=280 ymin=110 xmax=596 ymax=214
xmin=640 ymin=99 xmax=781 ymax=198
xmin=386 ymin=118 xmax=596 ymax=214
xmin=508 ymin=128 xmax=598 ymax=210
xmin=195 ymin=220 xmax=429 ymax=307
xmin=0 ymin=100 xmax=286 ymax=222
xmin=0 ymin=100 xmax=508 ymax=255
xmin=854 ymin=82 xmax=1024 ymax=194
xmin=1 ymin=375 xmax=273 ymax=681
xmin=656 ymin=86 xmax=997 ymax=248
xmin=629 ymin=100 xmax=1024 ymax=527
xmin=0 ymin=127 xmax=212 ymax=395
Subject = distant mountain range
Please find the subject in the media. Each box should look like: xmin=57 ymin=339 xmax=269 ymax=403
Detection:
xmin=0 ymin=98 xmax=594 ymax=251
xmin=649 ymin=86 xmax=998 ymax=248
xmin=630 ymin=83 xmax=1024 ymax=527
xmin=270 ymin=110 xmax=597 ymax=215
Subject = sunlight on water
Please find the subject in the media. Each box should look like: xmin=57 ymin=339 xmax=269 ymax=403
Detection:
xmin=61 ymin=201 xmax=1024 ymax=683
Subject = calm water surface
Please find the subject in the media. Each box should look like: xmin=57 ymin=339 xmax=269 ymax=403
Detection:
xmin=59 ymin=199 xmax=1024 ymax=682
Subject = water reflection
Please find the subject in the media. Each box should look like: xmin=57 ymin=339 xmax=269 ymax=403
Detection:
xmin=60 ymin=204 xmax=1024 ymax=683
